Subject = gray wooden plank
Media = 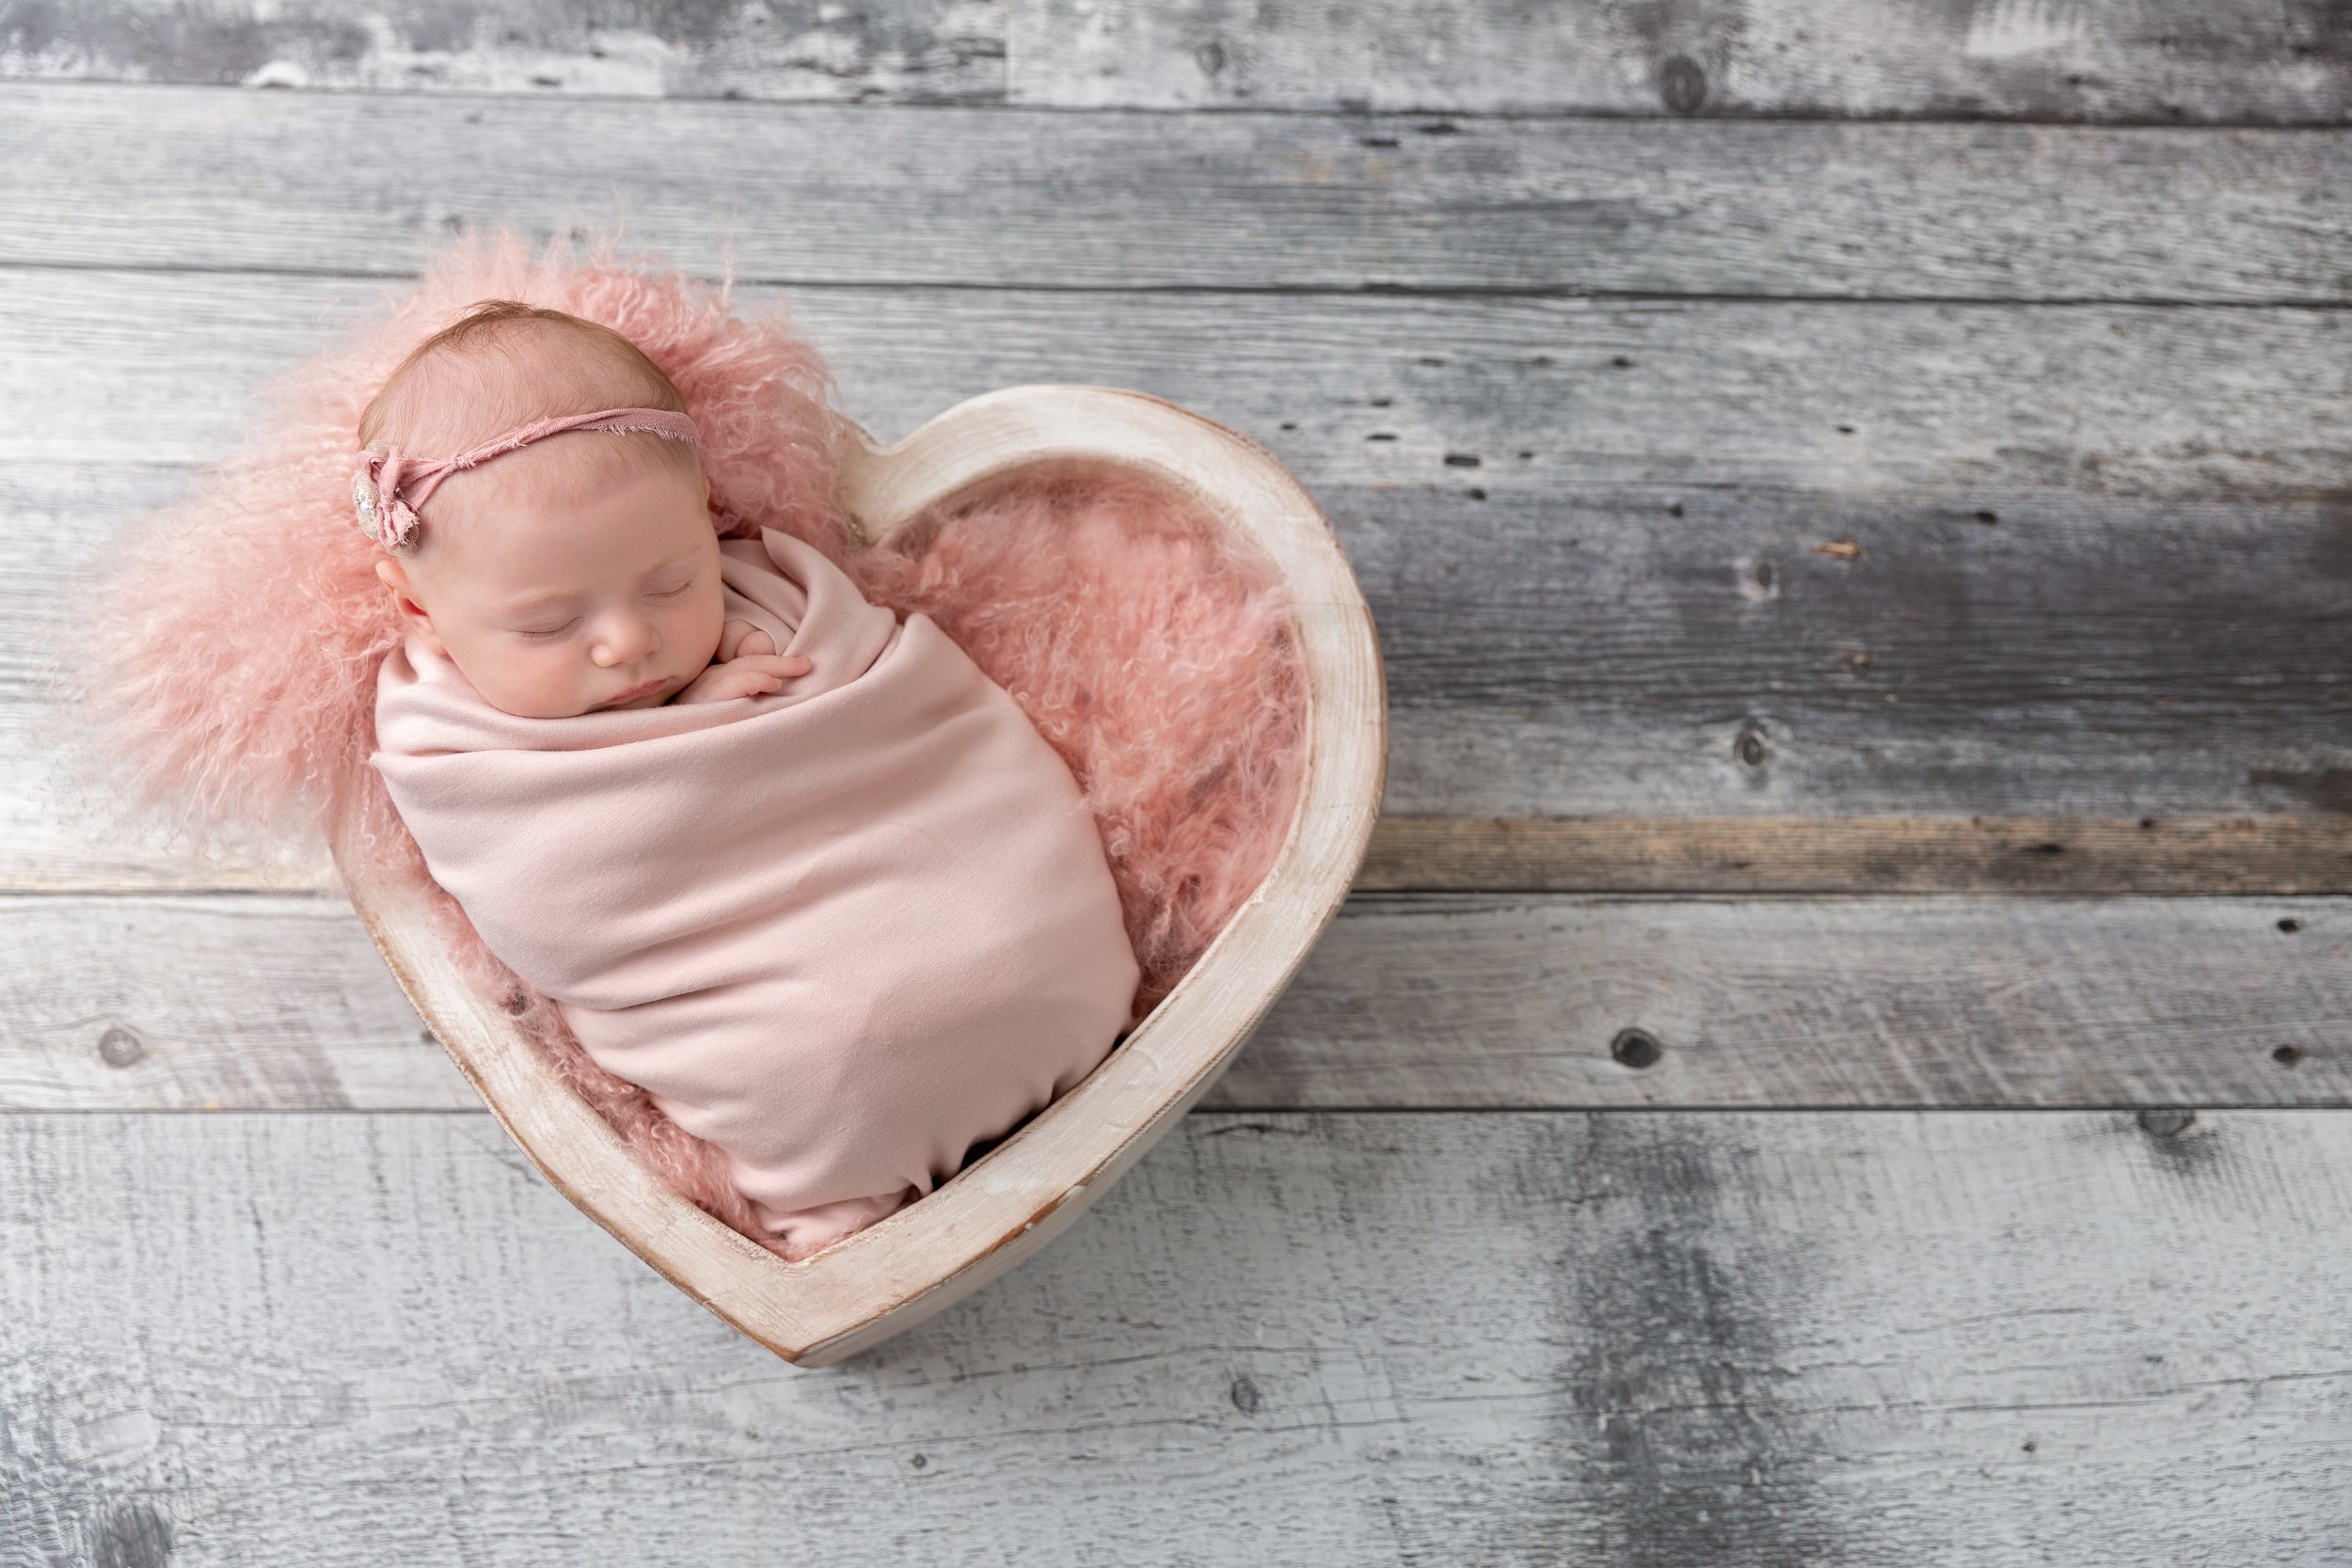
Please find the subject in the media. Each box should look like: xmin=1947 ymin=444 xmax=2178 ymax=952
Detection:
xmin=4 ymin=83 xmax=2348 ymax=300
xmin=4 ymin=1109 xmax=2349 ymax=1564
xmin=1009 ymin=0 xmax=2352 ymax=122
xmin=9 ymin=0 xmax=2352 ymax=122
xmin=0 ymin=0 xmax=1005 ymax=101
xmin=8 ymin=893 xmax=2345 ymax=1112
xmin=1359 ymin=816 xmax=2352 ymax=895
xmin=8 ymin=274 xmax=2348 ymax=872
xmin=15 ymin=273 xmax=2341 ymax=505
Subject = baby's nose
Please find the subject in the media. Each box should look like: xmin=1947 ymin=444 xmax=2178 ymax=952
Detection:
xmin=592 ymin=619 xmax=661 ymax=663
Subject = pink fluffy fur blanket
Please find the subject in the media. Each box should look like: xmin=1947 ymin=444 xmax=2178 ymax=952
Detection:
xmin=61 ymin=227 xmax=1309 ymax=1258
xmin=373 ymin=529 xmax=1142 ymax=1257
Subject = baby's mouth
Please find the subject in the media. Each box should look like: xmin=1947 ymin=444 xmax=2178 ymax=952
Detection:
xmin=604 ymin=675 xmax=668 ymax=706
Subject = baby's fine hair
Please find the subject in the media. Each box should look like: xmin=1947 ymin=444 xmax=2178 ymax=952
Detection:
xmin=359 ymin=300 xmax=687 ymax=445
xmin=356 ymin=301 xmax=702 ymax=558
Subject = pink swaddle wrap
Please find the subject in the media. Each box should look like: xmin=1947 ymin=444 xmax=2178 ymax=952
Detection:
xmin=370 ymin=526 xmax=1144 ymax=1255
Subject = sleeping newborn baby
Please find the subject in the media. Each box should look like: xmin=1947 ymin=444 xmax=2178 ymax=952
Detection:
xmin=361 ymin=300 xmax=1142 ymax=1258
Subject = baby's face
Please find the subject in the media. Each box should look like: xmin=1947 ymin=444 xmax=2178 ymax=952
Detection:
xmin=376 ymin=443 xmax=726 ymax=719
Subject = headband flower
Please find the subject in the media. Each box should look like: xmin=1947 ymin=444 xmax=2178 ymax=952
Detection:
xmin=351 ymin=406 xmax=702 ymax=554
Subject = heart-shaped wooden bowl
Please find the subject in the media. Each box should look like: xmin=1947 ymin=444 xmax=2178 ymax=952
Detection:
xmin=332 ymin=384 xmax=1387 ymax=1367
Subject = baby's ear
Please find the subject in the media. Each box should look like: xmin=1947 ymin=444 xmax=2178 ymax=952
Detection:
xmin=373 ymin=558 xmax=415 ymax=613
xmin=374 ymin=559 xmax=445 ymax=652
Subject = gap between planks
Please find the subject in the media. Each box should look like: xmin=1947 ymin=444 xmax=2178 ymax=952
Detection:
xmin=1359 ymin=815 xmax=2352 ymax=894
xmin=18 ymin=816 xmax=2352 ymax=896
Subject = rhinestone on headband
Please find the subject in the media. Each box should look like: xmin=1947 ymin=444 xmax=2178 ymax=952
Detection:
xmin=351 ymin=406 xmax=702 ymax=554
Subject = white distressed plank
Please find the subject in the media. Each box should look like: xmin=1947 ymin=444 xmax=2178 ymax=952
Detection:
xmin=0 ymin=0 xmax=1004 ymax=101
xmin=7 ymin=0 xmax=2349 ymax=121
xmin=3 ymin=1110 xmax=2348 ymax=1564
xmin=1009 ymin=0 xmax=2352 ymax=121
xmin=4 ymin=84 xmax=2345 ymax=299
xmin=6 ymin=893 xmax=2345 ymax=1112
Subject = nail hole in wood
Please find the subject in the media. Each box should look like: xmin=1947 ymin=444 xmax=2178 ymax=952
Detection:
xmin=1231 ymin=1374 xmax=1263 ymax=1413
xmin=97 ymin=1027 xmax=146 ymax=1069
xmin=2279 ymin=917 xmax=2303 ymax=933
xmin=2137 ymin=1108 xmax=2194 ymax=1138
xmin=1658 ymin=54 xmax=1707 ymax=113
xmin=1611 ymin=1028 xmax=1664 ymax=1069
xmin=2274 ymin=1044 xmax=2304 ymax=1067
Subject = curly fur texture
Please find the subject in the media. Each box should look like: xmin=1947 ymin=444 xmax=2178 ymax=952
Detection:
xmin=55 ymin=226 xmax=1311 ymax=1260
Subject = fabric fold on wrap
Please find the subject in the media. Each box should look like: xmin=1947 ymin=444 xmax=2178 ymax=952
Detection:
xmin=371 ymin=528 xmax=1143 ymax=1255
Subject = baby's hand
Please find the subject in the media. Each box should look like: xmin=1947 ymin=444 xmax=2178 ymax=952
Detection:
xmin=717 ymin=618 xmax=778 ymax=662
xmin=675 ymin=651 xmax=811 ymax=705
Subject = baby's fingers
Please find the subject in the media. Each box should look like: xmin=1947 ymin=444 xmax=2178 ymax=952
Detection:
xmin=734 ymin=652 xmax=812 ymax=678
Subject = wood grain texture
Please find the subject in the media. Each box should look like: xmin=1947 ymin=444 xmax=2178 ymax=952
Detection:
xmin=4 ymin=1109 xmax=2349 ymax=1563
xmin=9 ymin=272 xmax=2347 ymax=872
xmin=1009 ymin=0 xmax=2352 ymax=121
xmin=15 ymin=273 xmax=2343 ymax=503
xmin=0 ymin=0 xmax=1005 ymax=101
xmin=1358 ymin=816 xmax=2352 ymax=895
xmin=5 ymin=8 xmax=2347 ymax=1551
xmin=4 ymin=84 xmax=2348 ymax=300
xmin=9 ymin=0 xmax=2352 ymax=122
xmin=9 ymin=892 xmax=2344 ymax=1113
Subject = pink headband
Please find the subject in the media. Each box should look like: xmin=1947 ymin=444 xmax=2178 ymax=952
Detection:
xmin=351 ymin=405 xmax=701 ymax=554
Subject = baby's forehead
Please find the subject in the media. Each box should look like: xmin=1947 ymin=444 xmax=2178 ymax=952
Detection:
xmin=376 ymin=323 xmax=657 ymax=452
xmin=416 ymin=441 xmax=707 ymax=572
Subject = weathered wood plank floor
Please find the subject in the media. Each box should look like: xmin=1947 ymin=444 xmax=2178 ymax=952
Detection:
xmin=5 ymin=2 xmax=2349 ymax=1562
